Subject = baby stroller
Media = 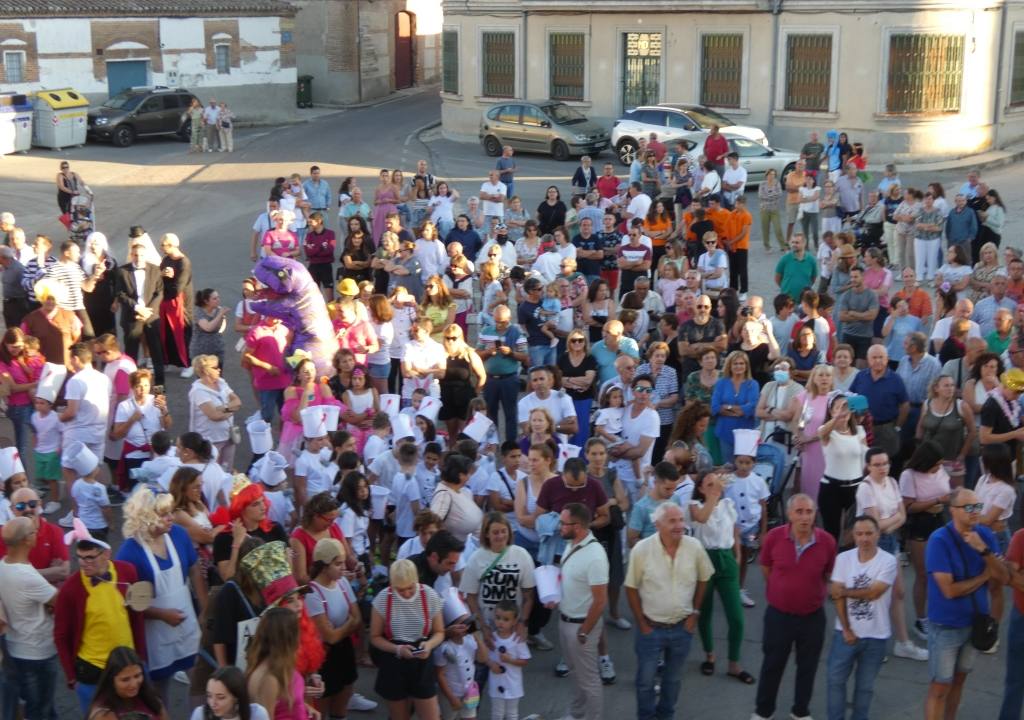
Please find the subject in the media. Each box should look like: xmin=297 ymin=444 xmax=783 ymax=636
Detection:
xmin=67 ymin=193 xmax=95 ymax=246
xmin=845 ymin=212 xmax=887 ymax=266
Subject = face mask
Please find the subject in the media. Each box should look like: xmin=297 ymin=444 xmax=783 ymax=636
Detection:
xmin=773 ymin=370 xmax=790 ymax=384
xmin=496 ymin=234 xmax=509 ymax=245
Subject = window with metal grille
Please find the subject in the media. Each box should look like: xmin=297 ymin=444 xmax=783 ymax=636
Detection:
xmin=214 ymin=44 xmax=230 ymax=75
xmin=784 ymin=34 xmax=832 ymax=112
xmin=1011 ymin=31 xmax=1024 ymax=106
xmin=3 ymin=51 xmax=24 ymax=84
xmin=550 ymin=32 xmax=585 ymax=101
xmin=886 ymin=33 xmax=964 ymax=114
xmin=442 ymin=30 xmax=459 ymax=94
xmin=701 ymin=34 xmax=743 ymax=108
xmin=482 ymin=31 xmax=515 ymax=98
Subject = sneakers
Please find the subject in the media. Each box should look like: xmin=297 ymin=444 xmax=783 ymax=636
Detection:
xmin=739 ymin=293 xmax=749 ymax=302
xmin=348 ymin=693 xmax=377 ymax=711
xmin=914 ymin=618 xmax=930 ymax=641
xmin=982 ymin=639 xmax=1000 ymax=655
xmin=58 ymin=510 xmax=75 ymax=528
xmin=749 ymin=714 xmax=772 ymax=720
xmin=107 ymin=487 xmax=127 ymax=507
xmin=599 ymin=655 xmax=616 ymax=685
xmin=43 ymin=501 xmax=62 ymax=515
xmin=528 ymin=632 xmax=554 ymax=651
xmin=893 ymin=640 xmax=928 ymax=661
xmin=740 ymin=588 xmax=756 ymax=608
xmin=608 ymin=616 xmax=632 ymax=630
xmin=554 ymin=659 xmax=570 ymax=677
xmin=173 ymin=671 xmax=190 ymax=684
xmin=180 ymin=367 xmax=195 ymax=379
xmin=790 ymin=714 xmax=814 ymax=720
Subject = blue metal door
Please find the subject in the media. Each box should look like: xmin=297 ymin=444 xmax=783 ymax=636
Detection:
xmin=106 ymin=61 xmax=148 ymax=97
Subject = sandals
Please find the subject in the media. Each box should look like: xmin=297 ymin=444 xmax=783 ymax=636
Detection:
xmin=728 ymin=670 xmax=756 ymax=685
xmin=700 ymin=660 xmax=715 ymax=676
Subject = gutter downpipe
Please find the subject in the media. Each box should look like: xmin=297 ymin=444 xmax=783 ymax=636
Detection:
xmin=992 ymin=1 xmax=1008 ymax=150
xmin=767 ymin=0 xmax=782 ymax=137
xmin=357 ymin=0 xmax=364 ymax=103
xmin=523 ymin=9 xmax=529 ymax=100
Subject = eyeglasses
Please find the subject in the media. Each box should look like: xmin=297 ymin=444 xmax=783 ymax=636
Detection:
xmin=443 ymin=336 xmax=459 ymax=341
xmin=634 ymin=386 xmax=655 ymax=394
xmin=76 ymin=552 xmax=103 ymax=563
xmin=14 ymin=500 xmax=39 ymax=512
xmin=952 ymin=502 xmax=984 ymax=513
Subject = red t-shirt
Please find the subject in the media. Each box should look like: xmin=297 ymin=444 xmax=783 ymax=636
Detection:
xmin=1008 ymin=529 xmax=1024 ymax=614
xmin=704 ymin=134 xmax=730 ymax=165
xmin=536 ymin=476 xmax=608 ymax=515
xmin=0 ymin=519 xmax=68 ymax=572
xmin=760 ymin=524 xmax=836 ymax=615
xmin=596 ymin=175 xmax=620 ymax=200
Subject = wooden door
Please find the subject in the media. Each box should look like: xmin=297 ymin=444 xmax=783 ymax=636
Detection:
xmin=395 ymin=11 xmax=415 ymax=89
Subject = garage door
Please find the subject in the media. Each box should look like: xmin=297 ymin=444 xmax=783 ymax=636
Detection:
xmin=106 ymin=61 xmax=148 ymax=97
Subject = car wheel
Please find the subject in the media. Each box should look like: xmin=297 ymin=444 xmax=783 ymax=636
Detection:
xmin=482 ymin=135 xmax=502 ymax=157
xmin=780 ymin=163 xmax=796 ymax=189
xmin=551 ymin=140 xmax=570 ymax=162
xmin=616 ymin=139 xmax=637 ymax=167
xmin=176 ymin=123 xmax=191 ymax=143
xmin=112 ymin=125 xmax=135 ymax=148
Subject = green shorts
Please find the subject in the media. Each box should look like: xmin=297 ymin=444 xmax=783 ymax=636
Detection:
xmin=34 ymin=450 xmax=61 ymax=481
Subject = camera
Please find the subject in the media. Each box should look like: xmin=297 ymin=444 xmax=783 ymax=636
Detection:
xmin=741 ymin=307 xmax=752 ymax=317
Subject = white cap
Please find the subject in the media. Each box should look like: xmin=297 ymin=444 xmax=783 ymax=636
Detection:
xmin=733 ymin=428 xmax=760 ymax=459
xmin=462 ymin=412 xmax=494 ymax=444
xmin=254 ymin=451 xmax=289 ymax=487
xmin=34 ymin=362 xmax=66 ymax=404
xmin=0 ymin=447 xmax=25 ymax=481
xmin=416 ymin=396 xmax=442 ymax=424
xmin=557 ymin=444 xmax=582 ymax=471
xmin=441 ymin=586 xmax=471 ymax=626
xmin=300 ymin=406 xmax=329 ymax=439
xmin=379 ymin=394 xmax=402 ymax=418
xmin=392 ymin=413 xmax=415 ymax=440
xmin=321 ymin=404 xmax=341 ymax=433
xmin=247 ymin=418 xmax=274 ymax=455
xmin=62 ymin=441 xmax=99 ymax=477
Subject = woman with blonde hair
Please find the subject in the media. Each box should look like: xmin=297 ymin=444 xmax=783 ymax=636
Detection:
xmin=518 ymin=407 xmax=558 ymax=457
xmin=246 ymin=607 xmax=311 ymax=719
xmin=969 ymin=241 xmax=1001 ymax=301
xmin=438 ymin=323 xmax=486 ymax=438
xmin=785 ymin=363 xmax=834 ymax=503
xmin=188 ymin=354 xmax=241 ymax=471
xmin=421 ymin=274 xmax=456 ymax=342
xmin=711 ymin=351 xmax=759 ymax=461
xmin=558 ymin=328 xmax=598 ymax=446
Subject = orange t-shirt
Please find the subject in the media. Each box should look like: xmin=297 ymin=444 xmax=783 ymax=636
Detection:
xmin=727 ymin=208 xmax=752 ymax=251
xmin=893 ymin=287 xmax=932 ymax=319
xmin=683 ymin=211 xmax=698 ymax=242
xmin=706 ymin=207 xmax=731 ymax=241
xmin=643 ymin=217 xmax=672 ymax=247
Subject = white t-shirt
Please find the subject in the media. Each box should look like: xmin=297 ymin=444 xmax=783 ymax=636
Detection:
xmin=975 ymin=474 xmax=1016 ymax=522
xmin=480 ymin=181 xmax=507 ymax=219
xmin=63 ymin=367 xmax=111 ymax=444
xmin=683 ymin=497 xmax=738 ymax=549
xmin=0 ymin=559 xmax=57 ymax=659
xmin=488 ymin=468 xmax=524 ymax=530
xmin=724 ymin=472 xmax=770 ymax=532
xmin=458 ymin=544 xmax=536 ymax=628
xmin=532 ymin=251 xmax=562 ymax=284
xmin=72 ymin=479 xmax=110 ymax=530
xmin=434 ymin=635 xmax=479 ymax=699
xmin=191 ymin=705 xmax=269 ymax=720
xmin=305 ymin=578 xmax=357 ymax=629
xmin=391 ymin=471 xmax=422 ymax=538
xmin=188 ymin=379 xmax=235 ymax=444
xmin=697 ymin=250 xmax=729 ymax=291
xmin=31 ymin=411 xmax=61 ymax=454
xmin=626 ymin=192 xmax=652 ymax=220
xmin=401 ymin=339 xmax=446 ymax=399
xmin=294 ymin=450 xmax=338 ymax=498
xmin=363 ymin=434 xmax=390 ymax=465
xmin=855 ymin=476 xmax=903 ymax=521
xmin=830 ymin=548 xmax=897 ymax=640
xmin=930 ymin=316 xmax=982 ymax=344
xmin=486 ymin=635 xmax=530 ymax=700
xmin=817 ymin=242 xmax=834 ymax=280
xmin=367 ymin=321 xmax=394 ymax=366
xmin=114 ymin=397 xmax=164 ymax=459
xmin=615 ymin=405 xmax=660 ymax=484
xmin=338 ymin=504 xmax=370 ymax=556
xmin=723 ymin=165 xmax=748 ymax=202
xmin=369 ymin=452 xmax=401 ymax=493
xmin=517 ymin=391 xmax=576 ymax=428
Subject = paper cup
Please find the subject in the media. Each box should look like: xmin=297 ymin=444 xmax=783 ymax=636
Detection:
xmin=535 ymin=564 xmax=561 ymax=605
xmin=370 ymin=485 xmax=390 ymax=520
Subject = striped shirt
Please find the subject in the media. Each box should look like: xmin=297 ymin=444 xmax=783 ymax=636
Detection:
xmin=372 ymin=584 xmax=442 ymax=643
xmin=41 ymin=261 xmax=87 ymax=310
xmin=21 ymin=255 xmax=57 ymax=303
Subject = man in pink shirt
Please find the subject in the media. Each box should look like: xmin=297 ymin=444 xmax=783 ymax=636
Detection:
xmin=333 ymin=300 xmax=378 ymax=366
xmin=243 ymin=316 xmax=292 ymax=422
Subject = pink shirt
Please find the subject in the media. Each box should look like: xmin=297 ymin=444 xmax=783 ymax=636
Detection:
xmin=246 ymin=323 xmax=292 ymax=391
xmin=899 ymin=468 xmax=951 ymax=504
xmin=0 ymin=356 xmax=40 ymax=406
xmin=334 ymin=319 xmax=377 ymax=366
xmin=272 ymin=671 xmax=308 ymax=720
xmin=863 ymin=266 xmax=892 ymax=309
xmin=262 ymin=229 xmax=299 ymax=258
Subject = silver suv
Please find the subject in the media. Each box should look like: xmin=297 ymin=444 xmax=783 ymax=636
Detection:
xmin=479 ymin=100 xmax=610 ymax=161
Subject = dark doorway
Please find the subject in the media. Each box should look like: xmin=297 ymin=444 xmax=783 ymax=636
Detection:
xmin=395 ymin=11 xmax=415 ymax=89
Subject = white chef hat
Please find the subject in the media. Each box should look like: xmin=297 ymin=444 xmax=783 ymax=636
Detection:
xmin=0 ymin=447 xmax=25 ymax=481
xmin=254 ymin=451 xmax=289 ymax=487
xmin=378 ymin=394 xmax=402 ymax=418
xmin=557 ymin=444 xmax=582 ymax=471
xmin=733 ymin=429 xmax=760 ymax=459
xmin=416 ymin=396 xmax=442 ymax=424
xmin=62 ymin=441 xmax=99 ymax=477
xmin=300 ymin=406 xmax=329 ymax=439
xmin=462 ymin=412 xmax=495 ymax=444
xmin=34 ymin=363 xmax=67 ymax=404
xmin=441 ymin=586 xmax=471 ymax=626
xmin=320 ymin=404 xmax=341 ymax=433
xmin=392 ymin=413 xmax=415 ymax=441
xmin=246 ymin=418 xmax=274 ymax=455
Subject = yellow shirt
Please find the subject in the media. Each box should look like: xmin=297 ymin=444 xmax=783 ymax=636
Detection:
xmin=624 ymin=532 xmax=715 ymax=624
xmin=79 ymin=563 xmax=134 ymax=668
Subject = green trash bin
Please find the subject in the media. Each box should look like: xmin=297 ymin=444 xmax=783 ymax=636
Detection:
xmin=297 ymin=75 xmax=313 ymax=108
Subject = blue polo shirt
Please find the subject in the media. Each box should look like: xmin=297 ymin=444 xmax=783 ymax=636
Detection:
xmin=592 ymin=338 xmax=640 ymax=384
xmin=849 ymin=368 xmax=908 ymax=424
xmin=926 ymin=523 xmax=1000 ymax=627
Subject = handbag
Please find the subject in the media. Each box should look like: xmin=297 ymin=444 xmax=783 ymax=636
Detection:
xmin=951 ymin=533 xmax=999 ymax=651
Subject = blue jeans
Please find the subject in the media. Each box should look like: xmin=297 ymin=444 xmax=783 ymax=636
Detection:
xmin=75 ymin=682 xmax=98 ymax=716
xmin=756 ymin=443 xmax=788 ymax=495
xmin=635 ymin=623 xmax=694 ymax=720
xmin=999 ymin=606 xmax=1024 ymax=720
xmin=258 ymin=388 xmax=284 ymax=423
xmin=7 ymin=403 xmax=31 ymax=459
xmin=528 ymin=344 xmax=556 ymax=369
xmin=570 ymin=398 xmax=592 ymax=448
xmin=928 ymin=623 xmax=976 ymax=683
xmin=484 ymin=374 xmax=520 ymax=442
xmin=826 ymin=630 xmax=887 ymax=720
xmin=3 ymin=653 xmax=57 ymax=720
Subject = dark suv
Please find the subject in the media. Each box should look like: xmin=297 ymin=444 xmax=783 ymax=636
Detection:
xmin=87 ymin=87 xmax=199 ymax=147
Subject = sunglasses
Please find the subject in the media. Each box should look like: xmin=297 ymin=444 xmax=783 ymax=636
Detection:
xmin=569 ymin=338 xmax=585 ymax=343
xmin=696 ymin=304 xmax=711 ymax=309
xmin=444 ymin=336 xmax=459 ymax=341
xmin=952 ymin=502 xmax=984 ymax=513
xmin=634 ymin=386 xmax=655 ymax=394
xmin=14 ymin=500 xmax=39 ymax=512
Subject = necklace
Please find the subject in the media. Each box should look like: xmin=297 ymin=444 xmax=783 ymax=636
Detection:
xmin=994 ymin=390 xmax=1021 ymax=428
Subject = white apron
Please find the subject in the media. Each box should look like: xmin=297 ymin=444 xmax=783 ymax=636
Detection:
xmin=141 ymin=533 xmax=201 ymax=673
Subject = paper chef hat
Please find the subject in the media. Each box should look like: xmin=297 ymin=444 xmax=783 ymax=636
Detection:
xmin=300 ymin=406 xmax=330 ymax=438
xmin=557 ymin=444 xmax=582 ymax=471
xmin=321 ymin=404 xmax=341 ymax=433
xmin=392 ymin=413 xmax=415 ymax=440
xmin=733 ymin=428 xmax=760 ymax=459
xmin=247 ymin=418 xmax=274 ymax=455
xmin=62 ymin=440 xmax=99 ymax=477
xmin=416 ymin=396 xmax=442 ymax=424
xmin=34 ymin=362 xmax=67 ymax=404
xmin=0 ymin=447 xmax=25 ymax=481
xmin=441 ymin=586 xmax=471 ymax=626
xmin=462 ymin=412 xmax=494 ymax=444
xmin=254 ymin=451 xmax=289 ymax=487
xmin=379 ymin=394 xmax=402 ymax=418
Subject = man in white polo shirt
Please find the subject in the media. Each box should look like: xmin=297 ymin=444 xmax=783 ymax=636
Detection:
xmin=517 ymin=365 xmax=578 ymax=440
xmin=479 ymin=169 xmax=507 ymax=222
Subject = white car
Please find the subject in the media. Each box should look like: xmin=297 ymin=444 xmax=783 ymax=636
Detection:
xmin=652 ymin=134 xmax=799 ymax=189
xmin=612 ymin=103 xmax=769 ymax=165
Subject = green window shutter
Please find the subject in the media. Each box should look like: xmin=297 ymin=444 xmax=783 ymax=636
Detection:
xmin=701 ymin=33 xmax=743 ymax=108
xmin=887 ymin=34 xmax=964 ymax=114
xmin=549 ymin=32 xmax=585 ymax=101
xmin=482 ymin=31 xmax=516 ymax=98
xmin=1011 ymin=31 xmax=1024 ymax=106
xmin=442 ymin=30 xmax=459 ymax=94
xmin=784 ymin=34 xmax=832 ymax=112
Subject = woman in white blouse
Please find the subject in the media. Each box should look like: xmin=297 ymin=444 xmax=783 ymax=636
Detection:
xmin=856 ymin=447 xmax=927 ymax=661
xmin=684 ymin=471 xmax=753 ymax=684
xmin=111 ymin=369 xmax=172 ymax=484
xmin=188 ymin=354 xmax=242 ymax=471
xmin=817 ymin=393 xmax=868 ymax=542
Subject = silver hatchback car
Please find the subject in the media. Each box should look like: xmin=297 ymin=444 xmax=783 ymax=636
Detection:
xmin=479 ymin=100 xmax=610 ymax=161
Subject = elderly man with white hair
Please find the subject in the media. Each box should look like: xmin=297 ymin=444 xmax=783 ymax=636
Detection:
xmin=0 ymin=244 xmax=28 ymax=328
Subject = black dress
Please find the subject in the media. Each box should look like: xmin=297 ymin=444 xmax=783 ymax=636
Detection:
xmin=83 ymin=256 xmax=117 ymax=338
xmin=536 ymin=201 xmax=567 ymax=235
xmin=439 ymin=355 xmax=474 ymax=421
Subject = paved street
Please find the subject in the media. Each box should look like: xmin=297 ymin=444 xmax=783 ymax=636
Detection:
xmin=1 ymin=89 xmax=1023 ymax=719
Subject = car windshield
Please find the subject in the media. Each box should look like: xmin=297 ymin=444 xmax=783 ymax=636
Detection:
xmin=101 ymin=93 xmax=144 ymax=111
xmin=542 ymin=103 xmax=587 ymax=125
xmin=684 ymin=106 xmax=735 ymax=128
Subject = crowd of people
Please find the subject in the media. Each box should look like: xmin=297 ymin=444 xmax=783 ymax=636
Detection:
xmin=0 ymin=130 xmax=1021 ymax=720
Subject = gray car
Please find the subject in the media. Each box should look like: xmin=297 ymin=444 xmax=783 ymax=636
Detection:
xmin=660 ymin=135 xmax=799 ymax=188
xmin=479 ymin=100 xmax=610 ymax=161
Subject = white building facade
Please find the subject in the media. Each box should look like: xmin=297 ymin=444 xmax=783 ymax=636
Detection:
xmin=440 ymin=0 xmax=1024 ymax=161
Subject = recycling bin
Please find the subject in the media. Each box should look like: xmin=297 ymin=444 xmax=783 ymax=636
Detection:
xmin=0 ymin=93 xmax=33 ymax=155
xmin=32 ymin=88 xmax=89 ymax=150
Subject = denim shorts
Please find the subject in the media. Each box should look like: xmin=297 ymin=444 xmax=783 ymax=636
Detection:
xmin=928 ymin=623 xmax=976 ymax=683
xmin=367 ymin=362 xmax=390 ymax=379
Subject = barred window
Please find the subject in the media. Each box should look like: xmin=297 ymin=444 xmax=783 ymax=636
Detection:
xmin=1011 ymin=31 xmax=1024 ymax=106
xmin=701 ymin=33 xmax=742 ymax=108
xmin=214 ymin=44 xmax=230 ymax=75
xmin=549 ymin=32 xmax=585 ymax=101
xmin=442 ymin=30 xmax=459 ymax=94
xmin=482 ymin=31 xmax=515 ymax=98
xmin=3 ymin=51 xmax=24 ymax=84
xmin=784 ymin=34 xmax=832 ymax=112
xmin=886 ymin=33 xmax=964 ymax=114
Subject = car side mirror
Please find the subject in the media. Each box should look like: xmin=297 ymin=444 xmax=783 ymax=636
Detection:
xmin=541 ymin=120 xmax=551 ymax=128
xmin=767 ymin=149 xmax=775 ymax=157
